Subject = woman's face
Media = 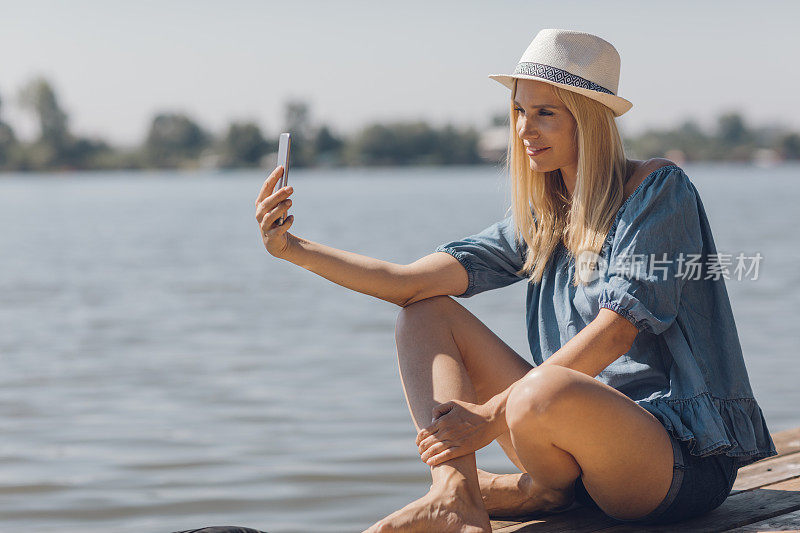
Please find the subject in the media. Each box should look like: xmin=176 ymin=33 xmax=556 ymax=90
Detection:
xmin=514 ymin=79 xmax=578 ymax=174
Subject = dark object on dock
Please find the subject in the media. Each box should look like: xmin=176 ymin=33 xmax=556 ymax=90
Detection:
xmin=172 ymin=528 xmax=267 ymax=533
xmin=490 ymin=426 xmax=800 ymax=532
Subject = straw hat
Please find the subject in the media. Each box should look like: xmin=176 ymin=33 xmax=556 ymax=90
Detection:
xmin=489 ymin=29 xmax=633 ymax=117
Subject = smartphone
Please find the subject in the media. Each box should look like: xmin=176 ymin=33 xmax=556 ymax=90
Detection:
xmin=275 ymin=132 xmax=291 ymax=225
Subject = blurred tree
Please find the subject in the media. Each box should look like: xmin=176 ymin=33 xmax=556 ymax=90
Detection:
xmin=313 ymin=124 xmax=344 ymax=165
xmin=219 ymin=122 xmax=269 ymax=168
xmin=491 ymin=111 xmax=510 ymax=127
xmin=282 ymin=100 xmax=314 ymax=166
xmin=13 ymin=77 xmax=111 ymax=170
xmin=717 ymin=112 xmax=750 ymax=145
xmin=434 ymin=125 xmax=481 ymax=164
xmin=349 ymin=121 xmax=480 ymax=165
xmin=779 ymin=133 xmax=800 ymax=159
xmin=314 ymin=125 xmax=342 ymax=152
xmin=626 ymin=119 xmax=715 ymax=161
xmin=284 ymin=101 xmax=312 ymax=139
xmin=68 ymin=137 xmax=114 ymax=169
xmin=0 ymin=94 xmax=19 ymax=169
xmin=352 ymin=122 xmax=431 ymax=165
xmin=17 ymin=78 xmax=72 ymax=167
xmin=144 ymin=113 xmax=210 ymax=167
xmin=18 ymin=78 xmax=69 ymax=149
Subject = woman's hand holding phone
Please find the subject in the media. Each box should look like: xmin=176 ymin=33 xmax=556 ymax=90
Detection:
xmin=255 ymin=165 xmax=295 ymax=258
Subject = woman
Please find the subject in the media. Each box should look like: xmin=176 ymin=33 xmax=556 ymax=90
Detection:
xmin=255 ymin=29 xmax=777 ymax=532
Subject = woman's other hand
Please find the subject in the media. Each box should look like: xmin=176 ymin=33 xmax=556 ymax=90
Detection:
xmin=415 ymin=399 xmax=505 ymax=467
xmin=255 ymin=165 xmax=295 ymax=258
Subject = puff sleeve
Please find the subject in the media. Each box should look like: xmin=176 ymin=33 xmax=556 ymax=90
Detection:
xmin=597 ymin=168 xmax=704 ymax=335
xmin=434 ymin=215 xmax=527 ymax=298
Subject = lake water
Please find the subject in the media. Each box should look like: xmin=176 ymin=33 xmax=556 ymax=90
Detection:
xmin=1 ymin=163 xmax=798 ymax=532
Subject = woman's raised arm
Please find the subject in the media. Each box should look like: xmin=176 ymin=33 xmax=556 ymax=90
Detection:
xmin=282 ymin=242 xmax=468 ymax=308
xmin=256 ymin=165 xmax=468 ymax=307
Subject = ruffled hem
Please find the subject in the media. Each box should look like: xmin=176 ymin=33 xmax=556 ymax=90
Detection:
xmin=636 ymin=392 xmax=778 ymax=468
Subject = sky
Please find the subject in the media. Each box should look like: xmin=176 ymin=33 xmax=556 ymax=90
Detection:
xmin=2 ymin=0 xmax=798 ymax=146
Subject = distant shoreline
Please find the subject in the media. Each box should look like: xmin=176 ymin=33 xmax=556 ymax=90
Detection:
xmin=2 ymin=159 xmax=798 ymax=178
xmin=3 ymin=79 xmax=798 ymax=174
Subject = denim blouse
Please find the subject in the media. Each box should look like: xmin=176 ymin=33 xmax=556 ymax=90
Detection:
xmin=434 ymin=165 xmax=777 ymax=468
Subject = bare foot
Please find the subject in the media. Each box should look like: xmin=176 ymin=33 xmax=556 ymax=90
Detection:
xmin=476 ymin=468 xmax=575 ymax=519
xmin=362 ymin=483 xmax=491 ymax=533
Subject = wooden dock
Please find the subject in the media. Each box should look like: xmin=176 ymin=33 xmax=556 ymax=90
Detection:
xmin=490 ymin=426 xmax=800 ymax=532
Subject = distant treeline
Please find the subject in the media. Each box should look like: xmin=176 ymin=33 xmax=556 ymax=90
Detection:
xmin=0 ymin=77 xmax=798 ymax=172
xmin=625 ymin=115 xmax=800 ymax=163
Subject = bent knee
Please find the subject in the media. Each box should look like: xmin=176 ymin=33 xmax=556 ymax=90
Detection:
xmin=505 ymin=365 xmax=584 ymax=429
xmin=395 ymin=295 xmax=457 ymax=333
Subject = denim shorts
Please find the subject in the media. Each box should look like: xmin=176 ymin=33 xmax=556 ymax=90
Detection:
xmin=573 ymin=431 xmax=739 ymax=525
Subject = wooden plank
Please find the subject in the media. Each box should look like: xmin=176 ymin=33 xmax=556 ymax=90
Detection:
xmin=490 ymin=519 xmax=520 ymax=530
xmin=732 ymin=452 xmax=800 ymax=494
xmin=722 ymin=509 xmax=800 ymax=531
xmin=492 ymin=504 xmax=617 ymax=532
xmin=489 ymin=503 xmax=582 ymax=530
xmin=773 ymin=428 xmax=800 ymax=457
xmin=592 ymin=476 xmax=800 ymax=533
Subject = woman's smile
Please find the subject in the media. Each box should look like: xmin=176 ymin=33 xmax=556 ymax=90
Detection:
xmin=526 ymin=146 xmax=550 ymax=156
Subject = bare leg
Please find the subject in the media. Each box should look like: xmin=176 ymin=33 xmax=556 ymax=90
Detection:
xmin=504 ymin=365 xmax=675 ymax=520
xmin=475 ymin=467 xmax=571 ymax=518
xmin=475 ymin=430 xmax=574 ymax=517
xmin=363 ymin=296 xmax=561 ymax=532
xmin=363 ymin=298 xmax=489 ymax=532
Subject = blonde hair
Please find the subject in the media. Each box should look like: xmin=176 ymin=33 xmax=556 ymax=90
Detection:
xmin=505 ymin=79 xmax=629 ymax=287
